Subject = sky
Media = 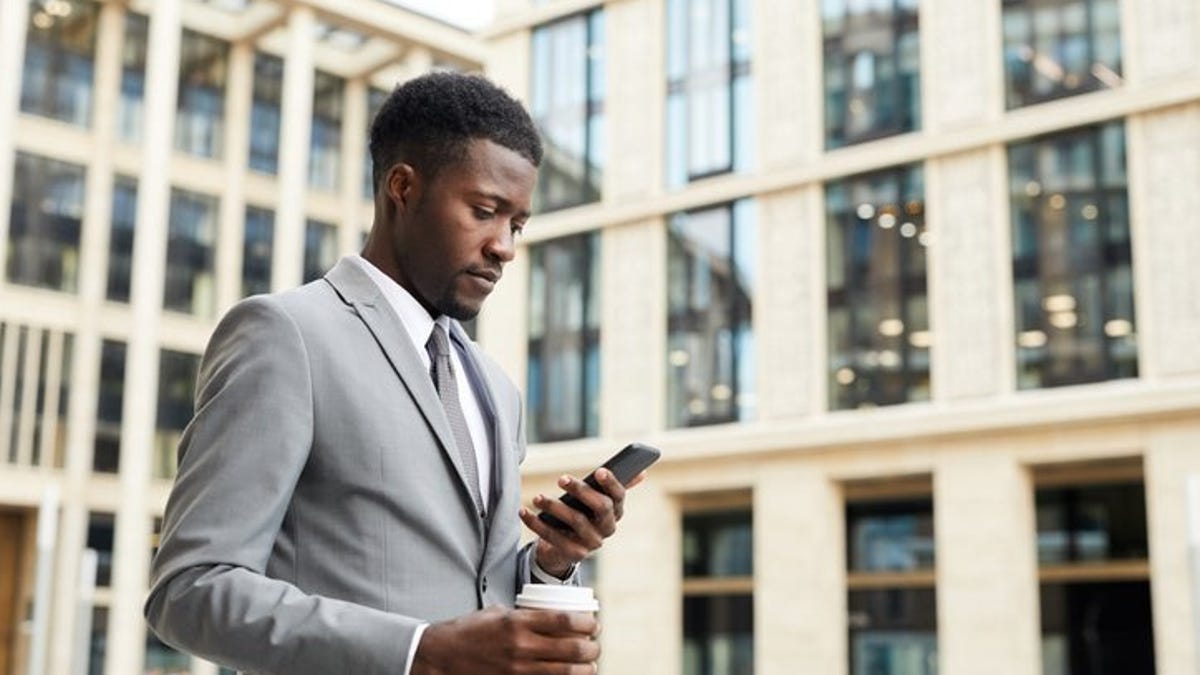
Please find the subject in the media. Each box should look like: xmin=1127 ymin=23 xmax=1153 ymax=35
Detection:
xmin=387 ymin=0 xmax=497 ymax=31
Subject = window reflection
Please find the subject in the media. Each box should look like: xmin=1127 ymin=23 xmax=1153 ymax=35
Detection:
xmin=682 ymin=509 xmax=753 ymax=675
xmin=154 ymin=350 xmax=199 ymax=480
xmin=666 ymin=0 xmax=754 ymax=187
xmin=6 ymin=152 xmax=85 ymax=293
xmin=117 ymin=12 xmax=148 ymax=142
xmin=86 ymin=512 xmax=114 ymax=586
xmin=823 ymin=0 xmax=920 ymax=148
xmin=303 ymin=219 xmax=338 ymax=283
xmin=364 ymin=87 xmax=389 ymax=199
xmin=107 ymin=176 xmax=137 ymax=303
xmin=826 ymin=165 xmax=929 ymax=410
xmin=309 ymin=71 xmax=344 ymax=191
xmin=242 ymin=206 xmax=274 ymax=297
xmin=849 ymin=589 xmax=937 ymax=675
xmin=175 ymin=30 xmax=228 ymax=158
xmin=1008 ymin=121 xmax=1135 ymax=389
xmin=1003 ymin=0 xmax=1122 ymax=110
xmin=164 ymin=189 xmax=217 ymax=317
xmin=248 ymin=52 xmax=283 ymax=174
xmin=527 ymin=232 xmax=600 ymax=443
xmin=531 ymin=10 xmax=605 ymax=212
xmin=668 ymin=201 xmax=756 ymax=428
xmin=94 ymin=339 xmax=125 ymax=473
xmin=847 ymin=499 xmax=935 ymax=573
xmin=20 ymin=0 xmax=99 ymax=127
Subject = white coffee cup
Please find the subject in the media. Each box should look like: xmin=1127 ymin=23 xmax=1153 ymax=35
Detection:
xmin=514 ymin=584 xmax=599 ymax=613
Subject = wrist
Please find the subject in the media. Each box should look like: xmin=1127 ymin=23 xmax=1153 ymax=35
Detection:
xmin=412 ymin=623 xmax=448 ymax=675
xmin=534 ymin=539 xmax=576 ymax=579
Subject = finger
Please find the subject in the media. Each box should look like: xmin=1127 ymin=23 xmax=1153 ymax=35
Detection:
xmin=591 ymin=469 xmax=627 ymax=523
xmin=517 ymin=608 xmax=599 ymax=638
xmin=533 ymin=494 xmax=606 ymax=549
xmin=519 ymin=507 xmax=592 ymax=562
xmin=558 ymin=475 xmax=617 ymax=534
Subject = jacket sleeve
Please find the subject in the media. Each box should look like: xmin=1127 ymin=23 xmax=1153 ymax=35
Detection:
xmin=144 ymin=295 xmax=421 ymax=674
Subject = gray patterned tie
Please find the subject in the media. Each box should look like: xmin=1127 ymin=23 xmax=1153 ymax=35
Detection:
xmin=427 ymin=323 xmax=484 ymax=515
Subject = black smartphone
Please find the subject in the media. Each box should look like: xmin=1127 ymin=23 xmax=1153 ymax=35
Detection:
xmin=537 ymin=442 xmax=661 ymax=532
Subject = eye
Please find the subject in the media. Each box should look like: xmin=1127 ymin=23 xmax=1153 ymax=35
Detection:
xmin=472 ymin=206 xmax=495 ymax=220
xmin=510 ymin=220 xmax=527 ymax=237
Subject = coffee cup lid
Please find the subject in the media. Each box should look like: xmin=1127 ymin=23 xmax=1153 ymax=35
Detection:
xmin=515 ymin=584 xmax=599 ymax=612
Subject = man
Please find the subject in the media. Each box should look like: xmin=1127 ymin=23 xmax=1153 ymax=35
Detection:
xmin=146 ymin=72 xmax=634 ymax=674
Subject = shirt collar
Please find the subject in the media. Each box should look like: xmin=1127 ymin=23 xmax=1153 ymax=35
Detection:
xmin=349 ymin=254 xmax=451 ymax=359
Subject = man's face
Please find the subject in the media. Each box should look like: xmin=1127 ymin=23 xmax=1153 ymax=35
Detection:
xmin=392 ymin=139 xmax=536 ymax=320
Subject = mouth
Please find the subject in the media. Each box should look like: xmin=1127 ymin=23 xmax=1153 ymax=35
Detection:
xmin=467 ymin=269 xmax=502 ymax=284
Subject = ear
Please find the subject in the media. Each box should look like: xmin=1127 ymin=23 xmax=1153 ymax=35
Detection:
xmin=385 ymin=163 xmax=420 ymax=215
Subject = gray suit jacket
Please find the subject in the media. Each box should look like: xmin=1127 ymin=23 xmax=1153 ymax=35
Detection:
xmin=145 ymin=257 xmax=532 ymax=674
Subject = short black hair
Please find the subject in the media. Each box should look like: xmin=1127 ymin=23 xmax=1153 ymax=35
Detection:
xmin=368 ymin=72 xmax=542 ymax=192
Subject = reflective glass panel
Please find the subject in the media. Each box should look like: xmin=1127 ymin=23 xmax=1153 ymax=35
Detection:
xmin=1003 ymin=0 xmax=1122 ymax=109
xmin=154 ymin=350 xmax=199 ymax=480
xmin=20 ymin=0 xmax=98 ymax=127
xmin=94 ymin=339 xmax=125 ymax=473
xmin=683 ymin=594 xmax=753 ymax=675
xmin=6 ymin=152 xmax=85 ymax=292
xmin=847 ymin=498 xmax=935 ymax=572
xmin=117 ymin=12 xmax=148 ymax=142
xmin=248 ymin=52 xmax=283 ymax=174
xmin=242 ymin=206 xmax=274 ymax=297
xmin=1035 ymin=481 xmax=1148 ymax=564
xmin=106 ymin=176 xmax=137 ymax=302
xmin=1040 ymin=581 xmax=1154 ymax=675
xmin=303 ymin=219 xmax=338 ymax=283
xmin=86 ymin=512 xmax=114 ymax=586
xmin=309 ymin=71 xmax=344 ymax=191
xmin=164 ymin=189 xmax=217 ymax=316
xmin=175 ymin=30 xmax=228 ymax=158
xmin=848 ymin=588 xmax=938 ymax=675
xmin=682 ymin=510 xmax=752 ymax=578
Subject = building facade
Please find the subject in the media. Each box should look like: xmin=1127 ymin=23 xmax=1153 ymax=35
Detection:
xmin=480 ymin=1 xmax=1200 ymax=674
xmin=0 ymin=1 xmax=481 ymax=673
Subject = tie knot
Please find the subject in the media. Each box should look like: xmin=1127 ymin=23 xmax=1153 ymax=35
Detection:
xmin=427 ymin=323 xmax=451 ymax=360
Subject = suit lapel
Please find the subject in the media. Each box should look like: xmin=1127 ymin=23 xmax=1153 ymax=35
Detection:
xmin=324 ymin=258 xmax=483 ymax=530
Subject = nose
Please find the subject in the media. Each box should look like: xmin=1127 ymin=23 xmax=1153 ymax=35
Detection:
xmin=484 ymin=222 xmax=517 ymax=264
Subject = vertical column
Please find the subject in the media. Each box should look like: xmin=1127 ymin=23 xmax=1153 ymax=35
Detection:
xmin=934 ymin=451 xmax=1040 ymax=675
xmin=1125 ymin=0 xmax=1200 ymax=85
xmin=925 ymin=148 xmax=1013 ymax=400
xmin=607 ymin=0 xmax=664 ymax=201
xmin=340 ymin=77 xmax=367 ymax=256
xmin=1127 ymin=104 xmax=1200 ymax=378
xmin=599 ymin=218 xmax=666 ymax=437
xmin=0 ymin=0 xmax=31 ymax=286
xmin=215 ymin=42 xmax=254 ymax=315
xmin=755 ymin=465 xmax=845 ymax=675
xmin=920 ymin=0 xmax=1003 ymax=133
xmin=271 ymin=6 xmax=315 ymax=292
xmin=596 ymin=480 xmax=679 ymax=675
xmin=1145 ymin=423 xmax=1200 ymax=675
xmin=107 ymin=1 xmax=182 ymax=673
xmin=757 ymin=185 xmax=823 ymax=420
xmin=756 ymin=0 xmax=822 ymax=169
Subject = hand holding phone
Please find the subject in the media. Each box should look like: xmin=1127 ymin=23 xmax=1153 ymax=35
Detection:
xmin=536 ymin=443 xmax=661 ymax=531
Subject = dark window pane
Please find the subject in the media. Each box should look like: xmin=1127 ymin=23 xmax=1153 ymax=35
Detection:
xmin=309 ymin=71 xmax=344 ymax=191
xmin=303 ymin=219 xmax=338 ymax=284
xmin=164 ymin=189 xmax=217 ymax=316
xmin=6 ymin=152 xmax=84 ymax=292
xmin=106 ymin=176 xmax=137 ymax=302
xmin=88 ymin=606 xmax=107 ymax=675
xmin=117 ymin=12 xmax=148 ymax=142
xmin=1009 ymin=121 xmax=1135 ymax=389
xmin=175 ymin=30 xmax=228 ymax=158
xmin=363 ymin=86 xmax=389 ymax=199
xmin=248 ymin=52 xmax=283 ymax=174
xmin=242 ymin=206 xmax=273 ymax=297
xmin=154 ymin=350 xmax=199 ymax=479
xmin=827 ymin=165 xmax=929 ymax=410
xmin=823 ymin=0 xmax=921 ymax=148
xmin=20 ymin=0 xmax=98 ymax=127
xmin=531 ymin=10 xmax=605 ymax=212
xmin=683 ymin=510 xmax=752 ymax=578
xmin=848 ymin=588 xmax=938 ymax=675
xmin=683 ymin=594 xmax=753 ymax=675
xmin=1035 ymin=482 xmax=1147 ymax=564
xmin=668 ymin=201 xmax=756 ymax=428
xmin=847 ymin=499 xmax=935 ymax=572
xmin=1004 ymin=0 xmax=1122 ymax=110
xmin=86 ymin=512 xmax=114 ymax=586
xmin=527 ymin=232 xmax=600 ymax=442
xmin=1040 ymin=582 xmax=1154 ymax=675
xmin=94 ymin=339 xmax=125 ymax=473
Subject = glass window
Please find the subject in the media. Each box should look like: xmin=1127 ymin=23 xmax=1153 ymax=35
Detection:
xmin=85 ymin=512 xmax=114 ymax=586
xmin=531 ymin=10 xmax=605 ymax=212
xmin=666 ymin=0 xmax=753 ymax=187
xmin=303 ymin=219 xmax=338 ymax=284
xmin=6 ymin=152 xmax=85 ymax=293
xmin=363 ymin=86 xmax=389 ymax=199
xmin=164 ymin=189 xmax=217 ymax=316
xmin=826 ymin=164 xmax=929 ymax=410
xmin=94 ymin=339 xmax=125 ymax=474
xmin=526 ymin=232 xmax=600 ymax=443
xmin=1008 ymin=121 xmax=1135 ymax=389
xmin=1003 ymin=0 xmax=1122 ymax=110
xmin=667 ymin=200 xmax=756 ymax=428
xmin=117 ymin=12 xmax=148 ymax=142
xmin=682 ymin=509 xmax=753 ymax=675
xmin=20 ymin=0 xmax=99 ymax=127
xmin=242 ymin=206 xmax=274 ymax=297
xmin=309 ymin=71 xmax=344 ymax=191
xmin=248 ymin=52 xmax=283 ymax=174
xmin=145 ymin=630 xmax=191 ymax=674
xmin=175 ymin=30 xmax=228 ymax=158
xmin=106 ymin=176 xmax=137 ymax=303
xmin=1035 ymin=475 xmax=1154 ymax=674
xmin=846 ymin=495 xmax=936 ymax=675
xmin=823 ymin=0 xmax=921 ymax=148
xmin=154 ymin=350 xmax=199 ymax=480
xmin=88 ymin=606 xmax=107 ymax=675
